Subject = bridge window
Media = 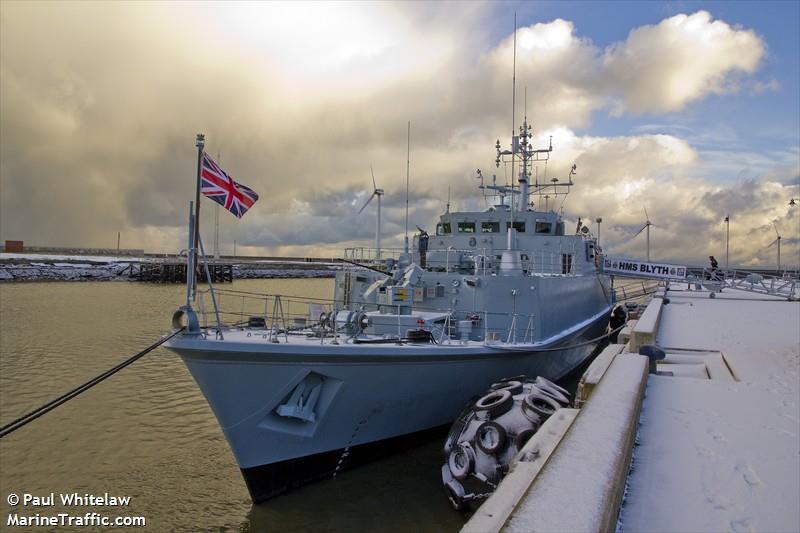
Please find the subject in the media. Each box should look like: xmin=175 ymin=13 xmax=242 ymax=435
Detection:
xmin=506 ymin=221 xmax=526 ymax=232
xmin=436 ymin=222 xmax=451 ymax=235
xmin=535 ymin=221 xmax=552 ymax=234
xmin=481 ymin=221 xmax=500 ymax=233
xmin=458 ymin=222 xmax=476 ymax=233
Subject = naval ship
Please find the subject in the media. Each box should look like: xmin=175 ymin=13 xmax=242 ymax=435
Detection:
xmin=165 ymin=117 xmax=614 ymax=503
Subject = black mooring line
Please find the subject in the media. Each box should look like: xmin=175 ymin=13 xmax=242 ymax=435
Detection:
xmin=0 ymin=328 xmax=184 ymax=439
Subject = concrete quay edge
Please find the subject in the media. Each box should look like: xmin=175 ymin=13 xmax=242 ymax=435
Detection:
xmin=461 ymin=409 xmax=579 ymax=533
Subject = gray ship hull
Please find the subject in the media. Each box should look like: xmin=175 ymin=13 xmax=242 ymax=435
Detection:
xmin=167 ymin=306 xmax=610 ymax=502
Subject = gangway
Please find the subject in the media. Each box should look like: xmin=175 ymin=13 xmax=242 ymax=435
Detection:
xmin=602 ymin=256 xmax=798 ymax=301
xmin=694 ymin=267 xmax=798 ymax=301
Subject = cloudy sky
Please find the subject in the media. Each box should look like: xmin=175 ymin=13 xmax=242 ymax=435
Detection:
xmin=1 ymin=1 xmax=798 ymax=268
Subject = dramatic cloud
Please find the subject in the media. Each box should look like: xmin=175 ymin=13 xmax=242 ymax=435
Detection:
xmin=603 ymin=11 xmax=766 ymax=114
xmin=0 ymin=3 xmax=795 ymax=268
xmin=486 ymin=19 xmax=602 ymax=129
xmin=487 ymin=10 xmax=767 ymax=123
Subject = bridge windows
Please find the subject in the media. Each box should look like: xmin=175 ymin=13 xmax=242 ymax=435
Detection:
xmin=535 ymin=221 xmax=553 ymax=234
xmin=436 ymin=222 xmax=451 ymax=235
xmin=458 ymin=222 xmax=476 ymax=233
xmin=481 ymin=221 xmax=500 ymax=233
xmin=506 ymin=221 xmax=526 ymax=232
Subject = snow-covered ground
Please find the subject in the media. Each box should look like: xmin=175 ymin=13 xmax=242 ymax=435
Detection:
xmin=0 ymin=252 xmax=140 ymax=263
xmin=0 ymin=262 xmax=133 ymax=282
xmin=0 ymin=253 xmax=339 ymax=282
xmin=619 ymin=288 xmax=800 ymax=532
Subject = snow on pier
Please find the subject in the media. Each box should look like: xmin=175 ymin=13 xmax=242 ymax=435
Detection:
xmin=618 ymin=288 xmax=799 ymax=532
xmin=463 ymin=285 xmax=799 ymax=533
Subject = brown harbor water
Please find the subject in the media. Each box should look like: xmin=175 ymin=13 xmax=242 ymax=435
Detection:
xmin=0 ymin=280 xmax=466 ymax=532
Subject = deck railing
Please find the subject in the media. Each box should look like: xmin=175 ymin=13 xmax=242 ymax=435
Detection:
xmin=420 ymin=245 xmax=582 ymax=275
xmin=195 ymin=287 xmax=554 ymax=345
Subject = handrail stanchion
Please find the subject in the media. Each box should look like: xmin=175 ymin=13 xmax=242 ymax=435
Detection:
xmin=198 ymin=235 xmax=224 ymax=339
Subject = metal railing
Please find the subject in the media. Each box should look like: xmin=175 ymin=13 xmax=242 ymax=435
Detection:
xmin=614 ymin=280 xmax=660 ymax=302
xmin=422 ymin=245 xmax=581 ymax=275
xmin=198 ymin=288 xmax=332 ymax=331
xmin=343 ymin=247 xmax=405 ymax=262
xmin=195 ymin=287 xmax=550 ymax=345
xmin=698 ymin=267 xmax=798 ymax=300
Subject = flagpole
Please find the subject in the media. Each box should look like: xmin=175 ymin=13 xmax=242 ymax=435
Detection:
xmin=193 ymin=133 xmax=205 ymax=301
xmin=185 ymin=201 xmax=194 ymax=308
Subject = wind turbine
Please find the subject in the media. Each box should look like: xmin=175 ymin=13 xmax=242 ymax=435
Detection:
xmin=357 ymin=165 xmax=385 ymax=260
xmin=766 ymin=222 xmax=782 ymax=272
xmin=633 ymin=207 xmax=655 ymax=262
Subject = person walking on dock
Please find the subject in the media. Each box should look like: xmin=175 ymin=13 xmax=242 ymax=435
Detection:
xmin=708 ymin=255 xmax=719 ymax=280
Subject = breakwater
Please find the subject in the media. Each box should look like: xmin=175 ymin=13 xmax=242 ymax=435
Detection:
xmin=0 ymin=255 xmax=340 ymax=283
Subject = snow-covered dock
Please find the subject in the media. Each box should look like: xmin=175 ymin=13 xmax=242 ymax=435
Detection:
xmin=463 ymin=284 xmax=799 ymax=532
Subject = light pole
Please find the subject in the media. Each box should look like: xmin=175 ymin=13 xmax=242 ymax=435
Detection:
xmin=724 ymin=215 xmax=730 ymax=269
xmin=595 ymin=217 xmax=602 ymax=247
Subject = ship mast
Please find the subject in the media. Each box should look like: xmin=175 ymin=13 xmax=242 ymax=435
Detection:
xmin=404 ymin=121 xmax=411 ymax=255
xmin=508 ymin=12 xmax=517 ymax=251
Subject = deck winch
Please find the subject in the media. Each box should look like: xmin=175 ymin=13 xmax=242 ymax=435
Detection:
xmin=441 ymin=376 xmax=571 ymax=510
xmin=333 ymin=309 xmax=370 ymax=335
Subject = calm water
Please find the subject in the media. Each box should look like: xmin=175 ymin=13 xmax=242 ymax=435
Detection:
xmin=0 ymin=280 xmax=465 ymax=532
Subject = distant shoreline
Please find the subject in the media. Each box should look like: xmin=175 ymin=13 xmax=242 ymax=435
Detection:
xmin=0 ymin=254 xmax=340 ymax=283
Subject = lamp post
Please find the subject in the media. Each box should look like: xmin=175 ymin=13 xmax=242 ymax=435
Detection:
xmin=595 ymin=217 xmax=602 ymax=247
xmin=724 ymin=215 xmax=730 ymax=270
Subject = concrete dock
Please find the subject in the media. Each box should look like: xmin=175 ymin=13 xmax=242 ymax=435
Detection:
xmin=463 ymin=284 xmax=799 ymax=532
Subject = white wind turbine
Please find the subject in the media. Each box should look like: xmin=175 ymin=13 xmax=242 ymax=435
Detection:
xmin=765 ymin=222 xmax=782 ymax=272
xmin=358 ymin=165 xmax=385 ymax=260
xmin=633 ymin=207 xmax=655 ymax=262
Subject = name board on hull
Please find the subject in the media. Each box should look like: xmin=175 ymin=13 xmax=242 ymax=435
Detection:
xmin=603 ymin=257 xmax=687 ymax=279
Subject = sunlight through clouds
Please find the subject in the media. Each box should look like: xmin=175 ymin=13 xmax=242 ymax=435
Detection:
xmin=0 ymin=2 xmax=796 ymax=268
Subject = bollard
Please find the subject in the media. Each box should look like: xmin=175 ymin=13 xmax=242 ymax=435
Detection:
xmin=638 ymin=344 xmax=666 ymax=374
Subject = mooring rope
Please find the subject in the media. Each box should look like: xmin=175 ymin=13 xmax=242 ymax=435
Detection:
xmin=491 ymin=322 xmax=628 ymax=353
xmin=0 ymin=328 xmax=184 ymax=439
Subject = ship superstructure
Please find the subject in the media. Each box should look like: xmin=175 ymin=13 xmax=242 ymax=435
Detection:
xmin=165 ymin=117 xmax=614 ymax=503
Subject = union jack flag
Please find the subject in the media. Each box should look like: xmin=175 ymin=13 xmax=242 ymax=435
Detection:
xmin=200 ymin=153 xmax=259 ymax=218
